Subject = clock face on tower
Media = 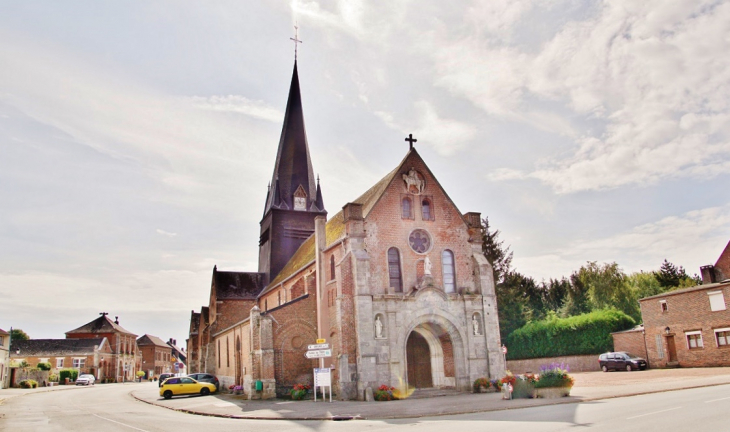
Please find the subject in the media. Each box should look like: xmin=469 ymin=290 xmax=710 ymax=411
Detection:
xmin=294 ymin=196 xmax=306 ymax=211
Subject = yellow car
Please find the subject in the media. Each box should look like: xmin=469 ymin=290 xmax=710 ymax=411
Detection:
xmin=159 ymin=376 xmax=216 ymax=399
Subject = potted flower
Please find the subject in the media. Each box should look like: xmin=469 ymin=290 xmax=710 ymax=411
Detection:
xmin=473 ymin=377 xmax=493 ymax=393
xmin=290 ymin=383 xmax=310 ymax=400
xmin=373 ymin=384 xmax=396 ymax=401
xmin=533 ymin=363 xmax=574 ymax=398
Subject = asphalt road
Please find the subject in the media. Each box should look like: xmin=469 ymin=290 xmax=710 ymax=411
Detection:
xmin=1 ymin=383 xmax=728 ymax=431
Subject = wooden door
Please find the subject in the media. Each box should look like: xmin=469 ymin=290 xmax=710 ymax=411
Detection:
xmin=406 ymin=332 xmax=433 ymax=389
xmin=666 ymin=336 xmax=678 ymax=362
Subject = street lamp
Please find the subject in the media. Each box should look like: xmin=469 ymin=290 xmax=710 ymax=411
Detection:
xmin=665 ymin=326 xmax=671 ymax=335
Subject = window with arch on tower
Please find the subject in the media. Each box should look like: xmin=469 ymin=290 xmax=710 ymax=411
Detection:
xmin=401 ymin=196 xmax=414 ymax=219
xmin=442 ymin=249 xmax=455 ymax=293
xmin=388 ymin=247 xmax=403 ymax=292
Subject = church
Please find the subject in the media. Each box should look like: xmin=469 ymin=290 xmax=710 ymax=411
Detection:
xmin=186 ymin=60 xmax=505 ymax=400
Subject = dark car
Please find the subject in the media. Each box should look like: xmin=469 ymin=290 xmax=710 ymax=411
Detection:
xmin=599 ymin=352 xmax=647 ymax=372
xmin=158 ymin=373 xmax=176 ymax=387
xmin=188 ymin=373 xmax=220 ymax=391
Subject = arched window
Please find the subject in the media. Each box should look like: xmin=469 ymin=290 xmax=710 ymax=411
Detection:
xmin=330 ymin=255 xmax=336 ymax=281
xmin=422 ymin=198 xmax=432 ymax=221
xmin=442 ymin=250 xmax=455 ymax=293
xmin=402 ymin=197 xmax=413 ymax=219
xmin=388 ymin=247 xmax=403 ymax=292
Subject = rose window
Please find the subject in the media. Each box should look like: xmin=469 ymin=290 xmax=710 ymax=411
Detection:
xmin=408 ymin=229 xmax=431 ymax=253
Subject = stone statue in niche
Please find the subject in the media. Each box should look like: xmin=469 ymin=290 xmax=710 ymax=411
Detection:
xmin=375 ymin=315 xmax=384 ymax=338
xmin=402 ymin=167 xmax=425 ymax=195
xmin=424 ymin=256 xmax=432 ymax=275
xmin=472 ymin=314 xmax=481 ymax=335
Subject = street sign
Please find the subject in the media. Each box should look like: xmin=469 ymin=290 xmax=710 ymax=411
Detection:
xmin=316 ymin=338 xmax=326 ymax=344
xmin=307 ymin=343 xmax=330 ymax=350
xmin=305 ymin=349 xmax=332 ymax=359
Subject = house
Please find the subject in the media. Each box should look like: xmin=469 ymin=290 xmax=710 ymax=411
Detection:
xmin=65 ymin=313 xmax=139 ymax=381
xmin=0 ymin=329 xmax=9 ymax=388
xmin=187 ymin=61 xmax=505 ymax=399
xmin=166 ymin=338 xmax=187 ymax=375
xmin=137 ymin=334 xmax=172 ymax=378
xmin=9 ymin=338 xmax=113 ymax=383
xmin=639 ymin=281 xmax=730 ymax=368
xmin=700 ymin=240 xmax=730 ymax=284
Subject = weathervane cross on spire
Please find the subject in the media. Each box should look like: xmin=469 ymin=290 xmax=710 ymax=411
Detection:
xmin=290 ymin=24 xmax=302 ymax=60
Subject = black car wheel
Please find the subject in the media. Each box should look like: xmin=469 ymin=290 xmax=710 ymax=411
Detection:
xmin=626 ymin=364 xmax=633 ymax=372
xmin=163 ymin=390 xmax=173 ymax=400
xmin=602 ymin=365 xmax=608 ymax=372
xmin=201 ymin=387 xmax=210 ymax=396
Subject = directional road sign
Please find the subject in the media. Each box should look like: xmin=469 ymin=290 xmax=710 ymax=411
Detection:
xmin=307 ymin=343 xmax=330 ymax=350
xmin=305 ymin=349 xmax=332 ymax=359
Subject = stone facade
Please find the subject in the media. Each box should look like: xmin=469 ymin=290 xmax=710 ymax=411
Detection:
xmin=1 ymin=329 xmax=11 ymax=388
xmin=187 ymin=62 xmax=505 ymax=400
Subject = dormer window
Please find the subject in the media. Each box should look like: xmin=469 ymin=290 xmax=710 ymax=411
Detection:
xmin=293 ymin=185 xmax=307 ymax=211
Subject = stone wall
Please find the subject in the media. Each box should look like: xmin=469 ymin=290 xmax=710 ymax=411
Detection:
xmin=506 ymin=354 xmax=601 ymax=374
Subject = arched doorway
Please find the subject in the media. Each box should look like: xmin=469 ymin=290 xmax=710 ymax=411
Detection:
xmin=406 ymin=331 xmax=432 ymax=388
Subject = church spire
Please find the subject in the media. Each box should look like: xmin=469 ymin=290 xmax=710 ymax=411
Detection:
xmin=263 ymin=62 xmax=321 ymax=214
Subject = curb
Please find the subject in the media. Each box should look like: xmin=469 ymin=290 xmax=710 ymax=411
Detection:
xmin=130 ymin=381 xmax=730 ymax=421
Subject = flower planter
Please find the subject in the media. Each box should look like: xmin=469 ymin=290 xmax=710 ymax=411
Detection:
xmin=534 ymin=387 xmax=571 ymax=398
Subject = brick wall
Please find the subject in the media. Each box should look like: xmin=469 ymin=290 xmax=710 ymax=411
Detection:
xmin=612 ymin=330 xmax=649 ymax=361
xmin=507 ymin=354 xmax=602 ymax=374
xmin=640 ymin=283 xmax=730 ymax=367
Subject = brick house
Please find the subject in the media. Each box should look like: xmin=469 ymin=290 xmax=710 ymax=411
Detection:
xmin=0 ymin=329 xmax=9 ymax=388
xmin=137 ymin=334 xmax=172 ymax=378
xmin=188 ymin=61 xmax=505 ymax=400
xmin=167 ymin=338 xmax=187 ymax=375
xmin=9 ymin=338 xmax=113 ymax=382
xmin=66 ymin=314 xmax=139 ymax=381
xmin=700 ymin=240 xmax=730 ymax=284
xmin=639 ymin=281 xmax=730 ymax=368
xmin=610 ymin=325 xmax=649 ymax=361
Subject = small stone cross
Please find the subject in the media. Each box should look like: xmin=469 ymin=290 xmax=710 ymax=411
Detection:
xmin=290 ymin=25 xmax=302 ymax=60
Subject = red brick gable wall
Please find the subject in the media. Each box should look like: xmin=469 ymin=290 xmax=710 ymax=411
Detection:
xmin=363 ymin=153 xmax=476 ymax=295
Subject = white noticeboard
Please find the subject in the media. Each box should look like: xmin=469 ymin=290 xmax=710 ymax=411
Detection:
xmin=313 ymin=368 xmax=332 ymax=402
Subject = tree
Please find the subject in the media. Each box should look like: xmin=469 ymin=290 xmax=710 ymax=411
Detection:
xmin=481 ymin=217 xmax=513 ymax=284
xmin=496 ymin=271 xmax=532 ymax=340
xmin=627 ymin=271 xmax=666 ymax=300
xmin=10 ymin=329 xmax=30 ymax=341
xmin=571 ymin=261 xmax=640 ymax=322
xmin=543 ymin=278 xmax=570 ymax=312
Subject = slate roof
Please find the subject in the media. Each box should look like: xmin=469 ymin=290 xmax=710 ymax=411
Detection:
xmin=66 ymin=314 xmax=136 ymax=336
xmin=214 ymin=269 xmax=267 ymax=299
xmin=10 ymin=338 xmax=106 ymax=356
xmin=189 ymin=311 xmax=201 ymax=335
xmin=137 ymin=334 xmax=169 ymax=348
xmin=264 ymin=61 xmax=323 ymax=214
xmin=639 ymin=280 xmax=730 ymax=301
xmin=0 ymin=328 xmax=8 ymax=336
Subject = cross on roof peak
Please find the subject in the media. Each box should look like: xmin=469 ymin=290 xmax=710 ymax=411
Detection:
xmin=405 ymin=133 xmax=417 ymax=149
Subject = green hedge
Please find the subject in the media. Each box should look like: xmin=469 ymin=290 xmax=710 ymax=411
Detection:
xmin=505 ymin=309 xmax=635 ymax=360
xmin=59 ymin=369 xmax=79 ymax=383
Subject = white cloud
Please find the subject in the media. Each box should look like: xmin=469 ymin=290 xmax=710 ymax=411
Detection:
xmin=515 ymin=203 xmax=730 ymax=280
xmin=187 ymin=95 xmax=283 ymax=123
xmin=156 ymin=229 xmax=178 ymax=237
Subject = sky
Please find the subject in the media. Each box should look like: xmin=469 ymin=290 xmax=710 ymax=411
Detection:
xmin=2 ymin=0 xmax=730 ymax=347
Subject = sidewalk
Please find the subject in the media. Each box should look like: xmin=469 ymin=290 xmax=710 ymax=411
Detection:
xmin=129 ymin=367 xmax=730 ymax=420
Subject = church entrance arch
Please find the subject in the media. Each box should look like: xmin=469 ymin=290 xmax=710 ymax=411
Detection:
xmin=405 ymin=322 xmax=456 ymax=389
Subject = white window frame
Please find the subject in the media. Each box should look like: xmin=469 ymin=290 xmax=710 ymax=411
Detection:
xmin=714 ymin=327 xmax=730 ymax=347
xmin=72 ymin=358 xmax=85 ymax=369
xmin=659 ymin=300 xmax=668 ymax=312
xmin=56 ymin=358 xmax=64 ymax=368
xmin=0 ymin=336 xmax=4 ymax=346
xmin=685 ymin=330 xmax=703 ymax=349
xmin=708 ymin=291 xmax=726 ymax=312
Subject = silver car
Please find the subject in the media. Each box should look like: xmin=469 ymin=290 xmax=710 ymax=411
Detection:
xmin=76 ymin=374 xmax=96 ymax=385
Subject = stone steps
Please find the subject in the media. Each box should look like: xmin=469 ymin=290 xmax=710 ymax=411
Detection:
xmin=408 ymin=388 xmax=463 ymax=399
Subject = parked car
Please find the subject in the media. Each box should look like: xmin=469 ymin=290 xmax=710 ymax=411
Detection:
xmin=187 ymin=373 xmax=220 ymax=391
xmin=75 ymin=374 xmax=96 ymax=386
xmin=599 ymin=352 xmax=647 ymax=372
xmin=158 ymin=373 xmax=176 ymax=387
xmin=159 ymin=377 xmax=216 ymax=400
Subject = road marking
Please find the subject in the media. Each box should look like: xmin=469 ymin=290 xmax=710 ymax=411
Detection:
xmin=92 ymin=414 xmax=149 ymax=431
xmin=626 ymin=407 xmax=682 ymax=420
xmin=705 ymin=396 xmax=730 ymax=403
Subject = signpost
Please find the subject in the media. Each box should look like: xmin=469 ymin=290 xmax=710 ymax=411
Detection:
xmin=314 ymin=368 xmax=332 ymax=402
xmin=305 ymin=349 xmax=332 ymax=359
xmin=307 ymin=343 xmax=330 ymax=350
